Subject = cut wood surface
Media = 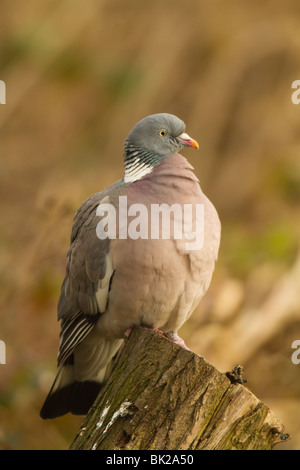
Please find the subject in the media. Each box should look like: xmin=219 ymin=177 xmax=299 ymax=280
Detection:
xmin=70 ymin=326 xmax=289 ymax=450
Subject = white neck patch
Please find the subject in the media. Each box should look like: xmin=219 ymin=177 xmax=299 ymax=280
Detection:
xmin=123 ymin=161 xmax=154 ymax=183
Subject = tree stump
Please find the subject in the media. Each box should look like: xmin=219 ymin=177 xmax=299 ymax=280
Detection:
xmin=70 ymin=326 xmax=289 ymax=450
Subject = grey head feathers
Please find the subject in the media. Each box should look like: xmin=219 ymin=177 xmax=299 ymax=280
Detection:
xmin=123 ymin=113 xmax=198 ymax=183
xmin=125 ymin=113 xmax=186 ymax=157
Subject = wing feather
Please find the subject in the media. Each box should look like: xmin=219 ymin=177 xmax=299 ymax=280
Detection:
xmin=57 ymin=311 xmax=98 ymax=365
xmin=56 ymin=181 xmax=121 ymax=364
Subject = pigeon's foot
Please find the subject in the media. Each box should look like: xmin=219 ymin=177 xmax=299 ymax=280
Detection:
xmin=124 ymin=327 xmax=133 ymax=339
xmin=164 ymin=332 xmax=190 ymax=351
xmin=125 ymin=327 xmax=190 ymax=352
xmin=125 ymin=326 xmax=164 ymax=339
xmin=142 ymin=325 xmax=164 ymax=335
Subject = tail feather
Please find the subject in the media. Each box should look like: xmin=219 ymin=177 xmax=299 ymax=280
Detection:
xmin=40 ymin=374 xmax=101 ymax=419
xmin=40 ymin=337 xmax=123 ymax=419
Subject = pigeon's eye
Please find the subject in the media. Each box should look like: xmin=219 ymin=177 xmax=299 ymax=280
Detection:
xmin=158 ymin=129 xmax=166 ymax=137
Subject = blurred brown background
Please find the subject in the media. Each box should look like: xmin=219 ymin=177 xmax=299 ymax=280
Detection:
xmin=0 ymin=0 xmax=300 ymax=450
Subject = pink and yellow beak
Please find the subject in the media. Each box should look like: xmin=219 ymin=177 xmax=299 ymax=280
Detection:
xmin=178 ymin=132 xmax=199 ymax=149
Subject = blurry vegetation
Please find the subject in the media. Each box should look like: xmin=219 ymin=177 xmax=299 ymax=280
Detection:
xmin=0 ymin=0 xmax=300 ymax=449
xmin=221 ymin=220 xmax=298 ymax=278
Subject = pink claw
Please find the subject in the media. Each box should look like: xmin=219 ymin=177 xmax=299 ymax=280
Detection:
xmin=143 ymin=326 xmax=164 ymax=335
xmin=164 ymin=332 xmax=191 ymax=351
xmin=125 ymin=327 xmax=190 ymax=352
xmin=124 ymin=327 xmax=133 ymax=338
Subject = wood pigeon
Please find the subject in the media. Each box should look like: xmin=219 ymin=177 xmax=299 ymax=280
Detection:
xmin=40 ymin=113 xmax=221 ymax=419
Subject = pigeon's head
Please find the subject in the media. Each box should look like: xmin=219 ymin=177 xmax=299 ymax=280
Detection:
xmin=125 ymin=113 xmax=199 ymax=157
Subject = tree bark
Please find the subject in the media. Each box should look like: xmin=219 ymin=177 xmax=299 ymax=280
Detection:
xmin=70 ymin=326 xmax=289 ymax=450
